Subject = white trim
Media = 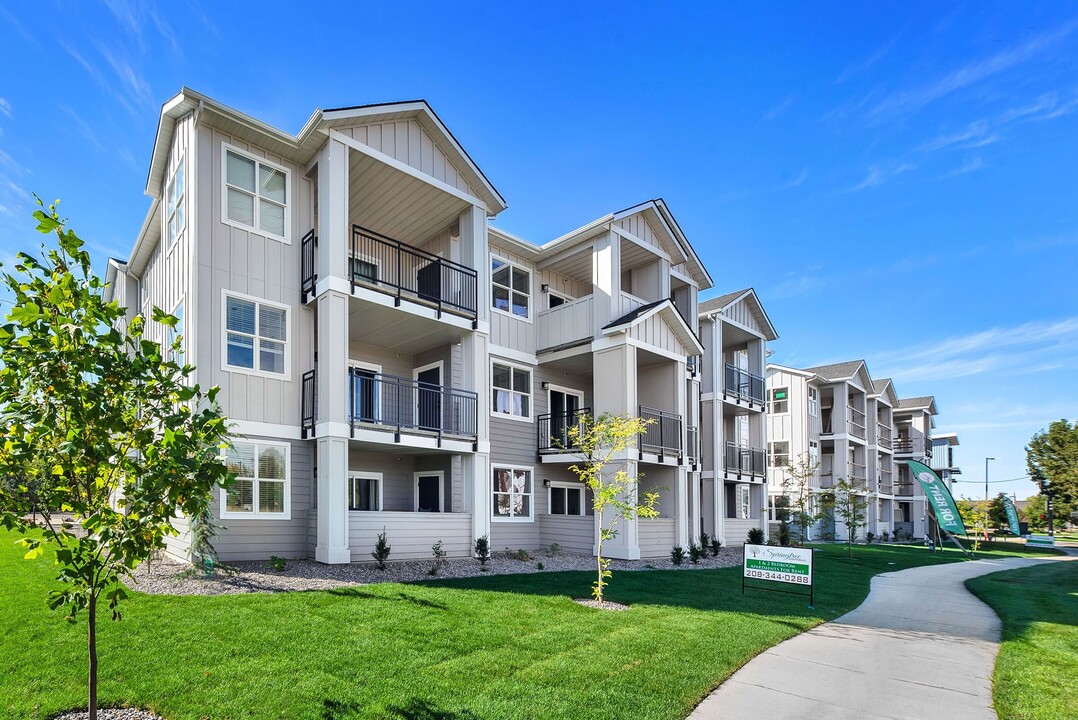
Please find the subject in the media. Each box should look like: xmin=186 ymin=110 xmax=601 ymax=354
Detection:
xmin=220 ymin=438 xmax=292 ymax=520
xmin=490 ymin=358 xmax=533 ymax=422
xmin=414 ymin=470 xmax=445 ymax=513
xmin=490 ymin=253 xmax=533 ymax=323
xmin=348 ymin=470 xmax=383 ymax=512
xmin=491 ymin=463 xmax=535 ymax=522
xmin=165 ymin=152 xmax=185 ymax=251
xmin=413 ymin=360 xmax=444 ymax=431
xmin=488 ymin=344 xmax=538 ymax=366
xmin=546 ymin=288 xmax=573 ymax=309
xmin=220 ymin=289 xmax=292 ymax=381
xmin=546 ymin=481 xmax=591 ymax=516
xmin=349 ymin=359 xmax=383 ymax=423
xmin=229 ymin=420 xmax=303 ymax=440
xmin=220 ymin=142 xmax=292 ymax=244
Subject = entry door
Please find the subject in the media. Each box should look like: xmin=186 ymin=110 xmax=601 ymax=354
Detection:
xmin=549 ymin=389 xmax=582 ymax=447
xmin=416 ymin=474 xmax=442 ymax=512
xmin=416 ymin=365 xmax=442 ymax=431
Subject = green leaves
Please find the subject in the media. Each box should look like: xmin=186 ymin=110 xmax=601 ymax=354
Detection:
xmin=32 ymin=209 xmax=61 ymax=234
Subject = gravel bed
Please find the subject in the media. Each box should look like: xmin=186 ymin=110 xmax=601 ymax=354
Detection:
xmin=573 ymin=598 xmax=631 ymax=611
xmin=131 ymin=546 xmax=743 ymax=596
xmin=52 ymin=709 xmax=164 ymax=720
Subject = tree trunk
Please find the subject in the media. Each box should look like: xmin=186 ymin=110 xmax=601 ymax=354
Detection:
xmin=595 ymin=509 xmax=604 ymax=602
xmin=88 ymin=593 xmax=97 ymax=720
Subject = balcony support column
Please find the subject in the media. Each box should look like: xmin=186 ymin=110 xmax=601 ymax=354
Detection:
xmin=314 ymin=288 xmax=350 ymax=565
xmin=593 ymin=341 xmax=641 ymax=559
xmin=316 ymin=137 xmax=349 ymax=285
xmin=462 ymin=453 xmax=489 ymax=551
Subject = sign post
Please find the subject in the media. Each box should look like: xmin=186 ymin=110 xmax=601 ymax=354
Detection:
xmin=742 ymin=544 xmax=815 ymax=607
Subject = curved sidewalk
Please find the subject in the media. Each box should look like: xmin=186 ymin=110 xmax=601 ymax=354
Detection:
xmin=688 ymin=555 xmax=1063 ymax=720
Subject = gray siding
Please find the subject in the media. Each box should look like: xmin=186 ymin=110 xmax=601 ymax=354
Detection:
xmin=349 ymin=512 xmax=473 ymax=561
xmin=539 ymin=515 xmax=593 ymax=554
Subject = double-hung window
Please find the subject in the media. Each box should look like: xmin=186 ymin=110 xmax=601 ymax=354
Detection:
xmin=769 ymin=387 xmax=789 ymax=414
xmin=492 ymin=257 xmax=530 ymax=318
xmin=548 ymin=484 xmax=593 ymax=516
xmin=491 ymin=362 xmax=531 ymax=419
xmin=222 ymin=440 xmax=290 ymax=518
xmin=166 ymin=156 xmax=185 ymax=248
xmin=224 ymin=146 xmax=289 ymax=241
xmin=807 ymin=386 xmax=819 ymax=416
xmin=493 ymin=465 xmax=532 ymax=520
xmin=224 ymin=293 xmax=289 ymax=376
xmin=738 ymin=485 xmax=751 ymax=519
xmin=769 ymin=441 xmax=790 ymax=468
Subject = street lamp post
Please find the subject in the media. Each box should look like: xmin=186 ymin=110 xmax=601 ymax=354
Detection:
xmin=985 ymin=457 xmax=996 ymax=541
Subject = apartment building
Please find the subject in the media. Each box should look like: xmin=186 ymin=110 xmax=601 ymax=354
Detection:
xmin=105 ymin=88 xmax=716 ymax=564
xmin=697 ymin=290 xmax=778 ymax=546
xmin=766 ymin=360 xmax=945 ymax=541
xmin=930 ymin=433 xmax=962 ymax=488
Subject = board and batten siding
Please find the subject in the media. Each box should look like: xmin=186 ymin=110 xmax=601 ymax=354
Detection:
xmin=615 ymin=213 xmax=662 ymax=251
xmin=195 ymin=125 xmax=314 ymax=427
xmin=488 ymin=243 xmax=537 ymax=354
xmin=213 ymin=437 xmax=313 ymax=561
xmin=722 ymin=298 xmax=764 ymax=337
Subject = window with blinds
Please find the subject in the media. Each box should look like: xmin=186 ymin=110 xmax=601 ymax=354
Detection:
xmin=224 ymin=293 xmax=289 ymax=376
xmin=223 ymin=145 xmax=289 ymax=241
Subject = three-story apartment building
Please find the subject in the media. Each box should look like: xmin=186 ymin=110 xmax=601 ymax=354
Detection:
xmin=106 ymin=88 xmax=716 ymax=564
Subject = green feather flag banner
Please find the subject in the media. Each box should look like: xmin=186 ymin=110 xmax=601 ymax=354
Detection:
xmin=907 ymin=460 xmax=967 ymax=536
xmin=1002 ymin=495 xmax=1021 ymax=536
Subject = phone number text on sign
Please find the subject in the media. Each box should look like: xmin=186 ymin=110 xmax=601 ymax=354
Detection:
xmin=745 ymin=568 xmax=810 ymax=585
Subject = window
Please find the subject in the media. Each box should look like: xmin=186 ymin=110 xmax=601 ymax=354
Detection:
xmin=738 ymin=485 xmax=751 ymax=519
xmin=350 ymin=256 xmax=379 ymax=284
xmin=167 ymin=300 xmax=184 ymax=367
xmin=222 ymin=440 xmax=290 ymax=518
xmin=350 ymin=364 xmax=380 ymax=423
xmin=348 ymin=472 xmax=381 ymax=511
xmin=492 ymin=361 xmax=531 ymax=419
xmin=549 ymin=484 xmax=593 ymax=516
xmin=166 ymin=156 xmax=185 ymax=248
xmin=493 ymin=465 xmax=532 ymax=520
xmin=769 ymin=387 xmax=789 ymax=414
xmin=224 ymin=292 xmax=289 ymax=376
xmin=808 ymin=386 xmax=819 ymax=416
xmin=224 ymin=146 xmax=289 ymax=241
xmin=492 ymin=257 xmax=530 ymax=318
xmin=769 ymin=441 xmax=790 ymax=468
xmin=809 ymin=440 xmax=819 ymax=469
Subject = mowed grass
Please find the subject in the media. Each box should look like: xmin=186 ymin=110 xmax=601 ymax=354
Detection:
xmin=0 ymin=533 xmax=1056 ymax=720
xmin=967 ymin=561 xmax=1078 ymax=720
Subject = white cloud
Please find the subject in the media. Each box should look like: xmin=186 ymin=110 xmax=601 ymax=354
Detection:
xmin=762 ymin=95 xmax=795 ymax=122
xmin=944 ymin=156 xmax=987 ymax=178
xmin=783 ymin=168 xmax=809 ymax=188
xmin=918 ymin=120 xmax=999 ymax=152
xmin=851 ymin=162 xmax=915 ymax=191
xmin=0 ymin=98 xmax=11 ymax=119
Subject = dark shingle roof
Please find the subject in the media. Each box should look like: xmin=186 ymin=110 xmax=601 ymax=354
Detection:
xmin=872 ymin=379 xmax=891 ymax=393
xmin=803 ymin=360 xmax=865 ymax=381
xmin=897 ymin=396 xmax=935 ymax=409
xmin=601 ymin=299 xmax=668 ymax=330
xmin=698 ymin=288 xmax=751 ymax=315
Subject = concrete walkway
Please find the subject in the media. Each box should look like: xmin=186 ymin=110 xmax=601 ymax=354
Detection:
xmin=688 ymin=555 xmax=1066 ymax=720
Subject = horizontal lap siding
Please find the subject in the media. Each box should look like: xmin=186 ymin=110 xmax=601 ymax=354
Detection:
xmin=724 ymin=518 xmax=760 ymax=546
xmin=639 ymin=518 xmax=676 ymax=558
xmin=349 ymin=512 xmax=472 ymax=561
xmin=539 ymin=515 xmax=593 ymax=554
xmin=163 ymin=515 xmax=191 ymax=562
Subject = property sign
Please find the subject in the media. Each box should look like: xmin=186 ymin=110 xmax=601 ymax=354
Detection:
xmin=908 ymin=460 xmax=967 ymax=535
xmin=743 ymin=544 xmax=813 ymax=586
xmin=1002 ymin=496 xmax=1021 ymax=536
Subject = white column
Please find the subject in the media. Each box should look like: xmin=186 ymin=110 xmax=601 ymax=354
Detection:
xmin=314 ymin=287 xmax=350 ymax=564
xmin=592 ymin=341 xmax=641 ymax=559
xmin=317 ymin=137 xmax=349 ymax=284
xmin=675 ymin=466 xmax=689 ymax=547
xmin=592 ymin=230 xmax=621 ymax=333
xmin=315 ymin=437 xmax=350 ymax=564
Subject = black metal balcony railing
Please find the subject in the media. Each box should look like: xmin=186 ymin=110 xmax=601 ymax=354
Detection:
xmin=893 ymin=437 xmax=933 ymax=456
xmin=686 ymin=426 xmax=699 ymax=468
xmin=724 ymin=442 xmax=766 ymax=476
xmin=639 ymin=406 xmax=683 ymax=461
xmin=301 ymin=369 xmax=316 ymax=439
xmin=349 ymin=367 xmax=477 ymax=445
xmin=351 ymin=225 xmax=478 ymax=322
xmin=877 ymin=422 xmax=892 ymax=448
xmin=537 ymin=408 xmax=590 ymax=454
xmin=300 ymin=229 xmax=317 ymax=303
xmin=724 ymin=364 xmax=766 ymax=404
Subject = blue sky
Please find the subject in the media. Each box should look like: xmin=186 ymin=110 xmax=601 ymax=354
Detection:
xmin=1 ymin=2 xmax=1076 ymax=500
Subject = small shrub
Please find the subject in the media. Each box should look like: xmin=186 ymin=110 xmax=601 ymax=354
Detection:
xmin=670 ymin=545 xmax=685 ymax=565
xmin=747 ymin=527 xmax=765 ymax=545
xmin=699 ymin=532 xmax=710 ymax=550
xmin=823 ymin=531 xmax=834 ymax=542
xmin=372 ymin=528 xmax=391 ymax=570
xmin=268 ymin=555 xmax=287 ymax=572
xmin=866 ymin=531 xmax=876 ymax=544
xmin=778 ymin=522 xmax=791 ymax=547
xmin=709 ymin=538 xmax=721 ymax=556
xmin=536 ymin=562 xmax=544 ymax=570
xmin=767 ymin=537 xmax=779 ymax=546
xmin=510 ymin=548 xmax=532 ymax=562
xmin=474 ymin=534 xmax=491 ymax=570
xmin=881 ymin=530 xmax=891 ymax=543
xmin=547 ymin=543 xmax=561 ymax=557
xmin=688 ymin=542 xmax=704 ymax=564
xmin=429 ymin=540 xmax=447 ymax=576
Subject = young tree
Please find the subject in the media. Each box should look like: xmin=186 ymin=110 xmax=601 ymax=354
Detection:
xmin=1026 ymin=420 xmax=1078 ymax=535
xmin=566 ymin=413 xmax=658 ymax=603
xmin=830 ymin=478 xmax=866 ymax=558
xmin=0 ymin=201 xmax=233 ymax=720
xmin=780 ymin=452 xmax=821 ymax=546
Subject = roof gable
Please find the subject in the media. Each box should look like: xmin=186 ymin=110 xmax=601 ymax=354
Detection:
xmin=602 ymin=299 xmax=704 ymax=356
xmin=699 ymin=287 xmax=778 ymax=341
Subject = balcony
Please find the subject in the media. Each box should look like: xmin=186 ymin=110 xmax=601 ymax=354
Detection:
xmin=893 ymin=436 xmax=932 ymax=457
xmin=536 ymin=295 xmax=594 ymax=351
xmin=639 ymin=406 xmax=683 ymax=461
xmin=848 ymin=462 xmax=867 ymax=485
xmin=299 ymin=368 xmax=478 ymax=446
xmin=300 ymin=225 xmax=478 ymax=323
xmin=877 ymin=422 xmax=892 ymax=449
xmin=848 ymin=406 xmax=867 ymax=440
xmin=537 ymin=408 xmax=590 ymax=455
xmin=879 ymin=472 xmax=893 ymax=495
xmin=723 ymin=364 xmax=765 ymax=405
xmin=686 ymin=425 xmax=699 ymax=468
xmin=724 ymin=442 xmax=766 ymax=477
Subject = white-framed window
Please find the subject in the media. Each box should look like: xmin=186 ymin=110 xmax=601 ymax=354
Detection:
xmin=738 ymin=485 xmax=751 ymax=520
xmin=491 ymin=360 xmax=531 ymax=420
xmin=808 ymin=386 xmax=819 ymax=416
xmin=493 ymin=465 xmax=533 ymax=521
xmin=349 ymin=253 xmax=380 ymax=285
xmin=222 ymin=291 xmax=290 ymax=378
xmin=221 ymin=439 xmax=290 ymax=519
xmin=769 ymin=440 xmax=790 ymax=468
xmin=167 ymin=299 xmax=185 ymax=367
xmin=223 ymin=144 xmax=290 ymax=242
xmin=349 ymin=360 xmax=381 ymax=423
xmin=166 ymin=155 xmax=185 ymax=248
xmin=348 ymin=471 xmax=382 ymax=511
xmin=809 ymin=440 xmax=819 ymax=469
xmin=548 ymin=482 xmax=593 ymax=516
xmin=547 ymin=290 xmax=572 ymax=309
xmin=769 ymin=387 xmax=789 ymax=414
xmin=491 ymin=256 xmax=531 ymax=319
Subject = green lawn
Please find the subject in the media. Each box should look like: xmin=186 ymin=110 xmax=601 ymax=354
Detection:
xmin=1053 ymin=531 xmax=1078 ymax=543
xmin=0 ymin=533 xmax=1055 ymax=720
xmin=967 ymin=561 xmax=1078 ymax=720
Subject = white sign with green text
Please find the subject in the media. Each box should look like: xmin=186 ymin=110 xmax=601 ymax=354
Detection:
xmin=743 ymin=544 xmax=813 ymax=586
